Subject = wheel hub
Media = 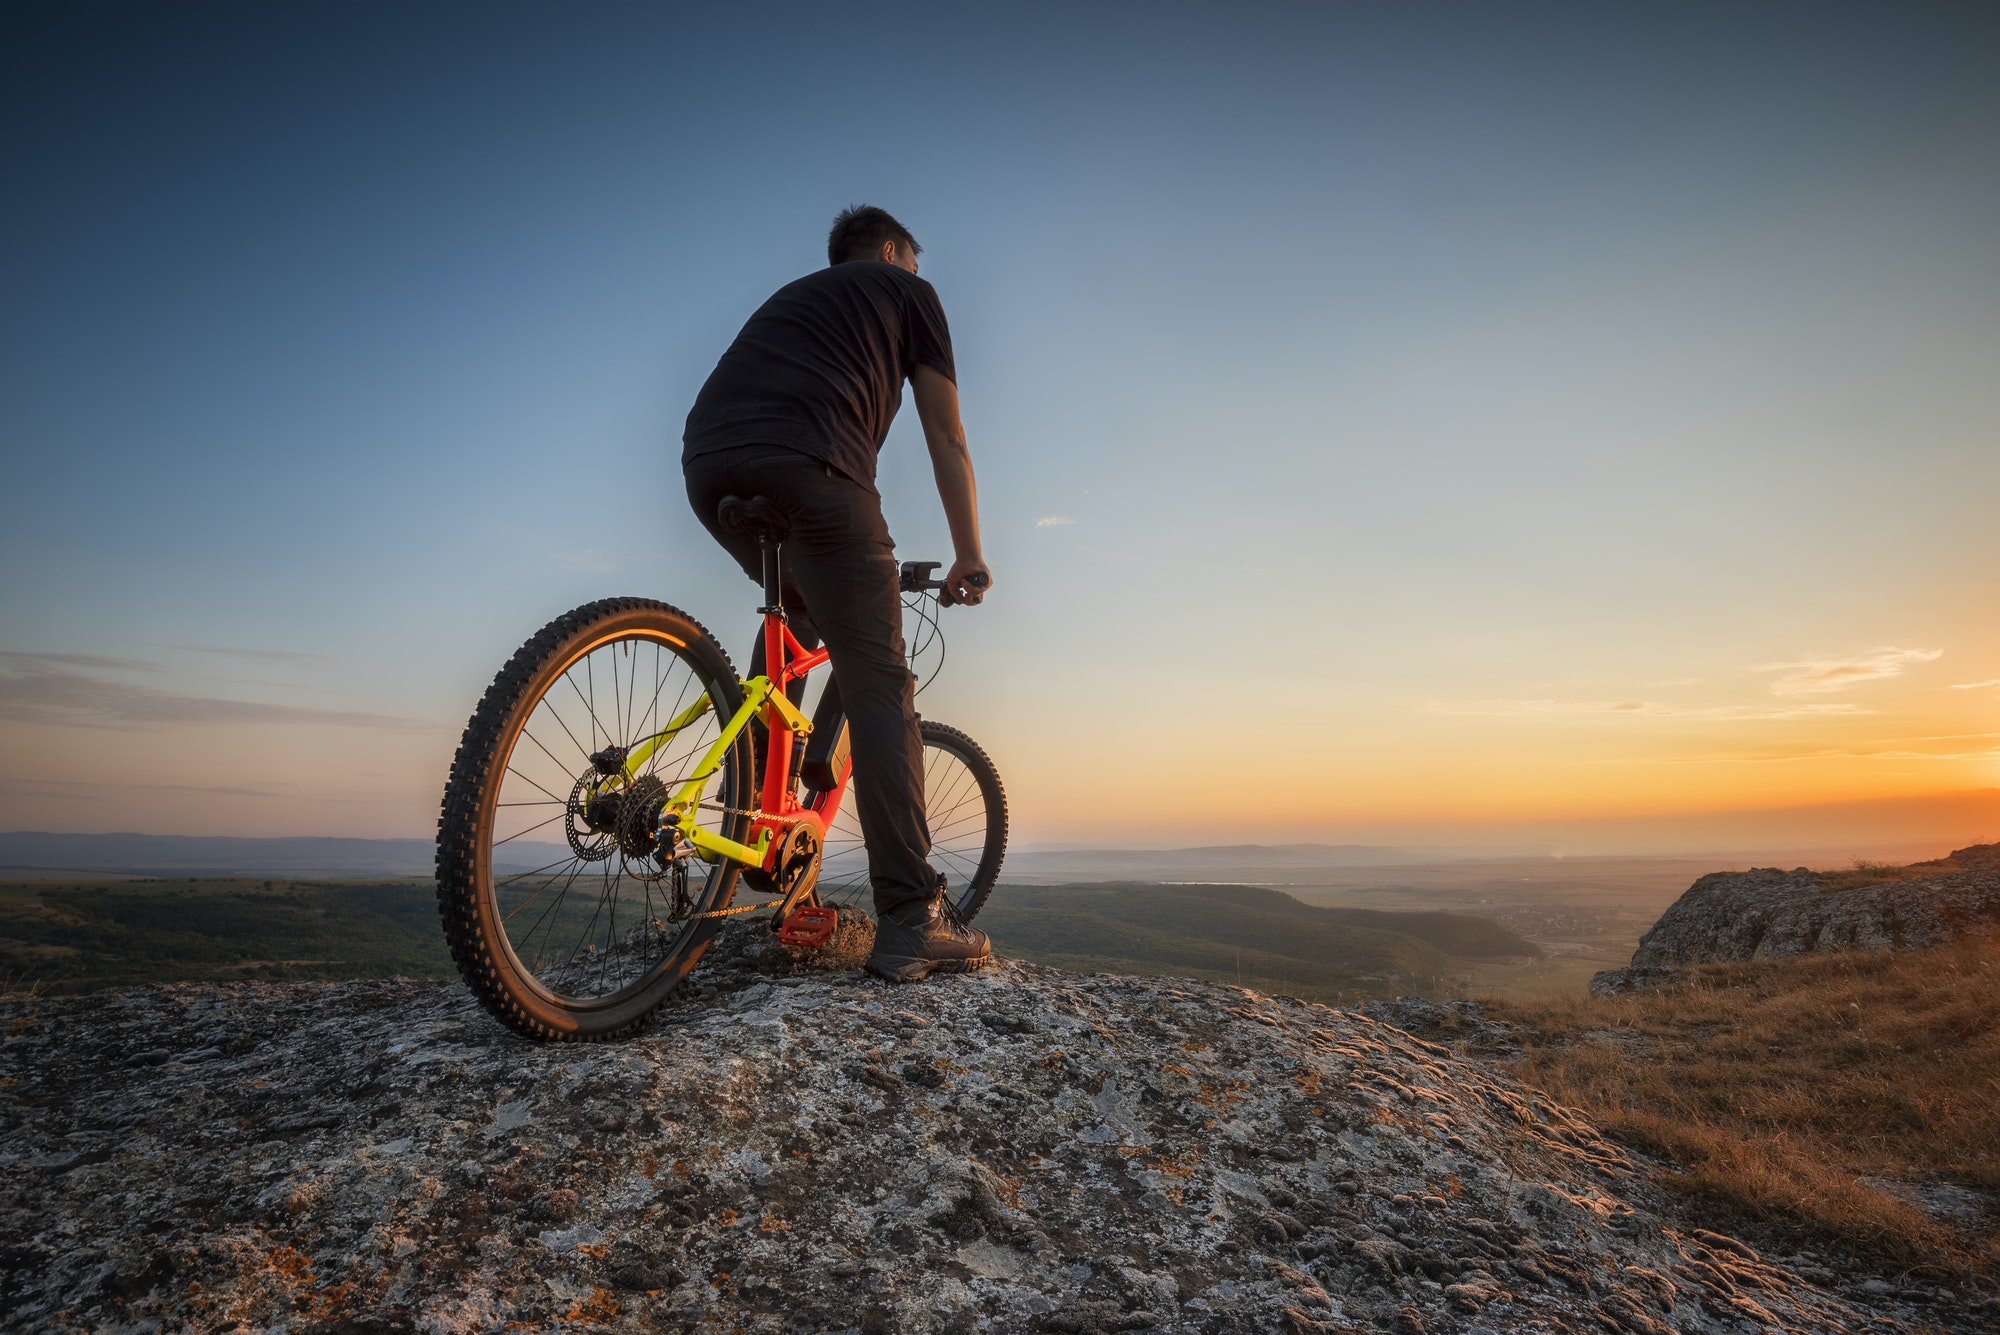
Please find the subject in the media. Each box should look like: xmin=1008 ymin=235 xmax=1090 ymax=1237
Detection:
xmin=615 ymin=776 xmax=670 ymax=860
xmin=566 ymin=770 xmax=672 ymax=865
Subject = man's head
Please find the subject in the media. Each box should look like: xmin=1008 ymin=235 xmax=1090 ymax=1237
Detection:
xmin=828 ymin=205 xmax=921 ymax=272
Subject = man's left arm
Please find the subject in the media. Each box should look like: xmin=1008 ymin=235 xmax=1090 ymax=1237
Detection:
xmin=910 ymin=365 xmax=990 ymax=606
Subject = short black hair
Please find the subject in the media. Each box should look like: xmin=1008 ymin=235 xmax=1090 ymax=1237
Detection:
xmin=827 ymin=205 xmax=921 ymax=266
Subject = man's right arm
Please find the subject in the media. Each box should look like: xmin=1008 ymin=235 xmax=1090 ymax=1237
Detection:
xmin=910 ymin=365 xmax=990 ymax=606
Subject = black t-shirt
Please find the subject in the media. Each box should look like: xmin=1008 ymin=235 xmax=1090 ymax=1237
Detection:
xmin=682 ymin=261 xmax=956 ymax=493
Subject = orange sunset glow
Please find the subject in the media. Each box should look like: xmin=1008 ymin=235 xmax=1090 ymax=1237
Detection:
xmin=2 ymin=5 xmax=1996 ymax=863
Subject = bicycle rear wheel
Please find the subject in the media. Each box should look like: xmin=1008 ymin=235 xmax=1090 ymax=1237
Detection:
xmin=436 ymin=598 xmax=752 ymax=1041
xmin=813 ymin=720 xmax=1007 ymax=920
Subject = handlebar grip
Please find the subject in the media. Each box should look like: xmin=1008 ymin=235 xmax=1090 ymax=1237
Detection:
xmin=965 ymin=570 xmax=989 ymax=590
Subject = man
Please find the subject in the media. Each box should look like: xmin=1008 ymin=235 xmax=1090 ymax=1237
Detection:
xmin=682 ymin=205 xmax=992 ymax=982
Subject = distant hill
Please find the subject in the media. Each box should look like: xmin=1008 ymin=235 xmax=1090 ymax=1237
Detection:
xmin=979 ymin=882 xmax=1535 ymax=1002
xmin=1018 ymin=843 xmax=1422 ymax=867
xmin=1002 ymin=842 xmax=1432 ymax=883
xmin=0 ymin=875 xmax=1533 ymax=1001
xmin=0 ymin=832 xmax=567 ymax=879
xmin=0 ymin=832 xmax=1438 ymax=884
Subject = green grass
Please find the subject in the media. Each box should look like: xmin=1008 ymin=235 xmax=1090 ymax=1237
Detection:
xmin=979 ymin=882 xmax=1535 ymax=1003
xmin=0 ymin=876 xmax=1534 ymax=1002
xmin=0 ymin=877 xmax=454 ymax=990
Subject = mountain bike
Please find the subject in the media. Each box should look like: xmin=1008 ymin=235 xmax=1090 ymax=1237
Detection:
xmin=435 ymin=495 xmax=1007 ymax=1041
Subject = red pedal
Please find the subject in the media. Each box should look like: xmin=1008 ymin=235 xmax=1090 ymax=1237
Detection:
xmin=776 ymin=905 xmax=838 ymax=948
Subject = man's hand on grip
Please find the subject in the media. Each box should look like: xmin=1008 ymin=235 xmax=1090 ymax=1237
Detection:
xmin=943 ymin=558 xmax=992 ymax=607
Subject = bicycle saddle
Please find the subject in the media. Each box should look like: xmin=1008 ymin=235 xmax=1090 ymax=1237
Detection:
xmin=717 ymin=495 xmax=790 ymax=544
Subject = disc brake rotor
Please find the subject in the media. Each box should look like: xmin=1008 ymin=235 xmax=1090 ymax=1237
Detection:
xmin=565 ymin=772 xmax=618 ymax=862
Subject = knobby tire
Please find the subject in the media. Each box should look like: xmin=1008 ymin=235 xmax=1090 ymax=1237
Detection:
xmin=436 ymin=598 xmax=750 ymax=1042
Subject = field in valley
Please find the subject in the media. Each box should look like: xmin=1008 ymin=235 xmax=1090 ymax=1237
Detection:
xmin=0 ymin=874 xmax=1537 ymax=1003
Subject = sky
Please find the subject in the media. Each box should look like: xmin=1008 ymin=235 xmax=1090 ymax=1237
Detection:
xmin=2 ymin=1 xmax=1997 ymax=855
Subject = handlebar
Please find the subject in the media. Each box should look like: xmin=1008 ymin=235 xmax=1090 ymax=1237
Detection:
xmin=899 ymin=561 xmax=989 ymax=604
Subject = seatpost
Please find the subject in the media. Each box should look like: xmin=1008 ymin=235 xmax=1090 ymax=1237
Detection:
xmin=758 ymin=536 xmax=784 ymax=615
xmin=758 ymin=532 xmax=793 ymax=812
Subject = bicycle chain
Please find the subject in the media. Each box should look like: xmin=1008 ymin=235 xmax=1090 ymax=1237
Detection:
xmin=657 ymin=815 xmax=792 ymax=923
xmin=684 ymin=898 xmax=790 ymax=921
xmin=664 ymin=798 xmax=824 ymax=920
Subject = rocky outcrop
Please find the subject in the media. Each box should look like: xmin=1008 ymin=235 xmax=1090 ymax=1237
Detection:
xmin=0 ymin=922 xmax=1933 ymax=1334
xmin=1591 ymin=843 xmax=2000 ymax=997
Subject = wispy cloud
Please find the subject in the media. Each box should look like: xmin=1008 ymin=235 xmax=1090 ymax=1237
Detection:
xmin=1634 ymin=734 xmax=2000 ymax=765
xmin=0 ymin=650 xmax=163 ymax=673
xmin=1949 ymin=679 xmax=2000 ymax=691
xmin=1438 ymin=646 xmax=1951 ymax=724
xmin=1672 ymin=702 xmax=1868 ymax=721
xmin=132 ymin=781 xmax=289 ymax=798
xmin=1758 ymin=646 xmax=1942 ymax=697
xmin=0 ymin=660 xmax=436 ymax=732
xmin=0 ymin=776 xmax=379 ymax=802
xmin=1035 ymin=515 xmax=1076 ymax=528
xmin=1437 ymin=699 xmax=1661 ymax=716
xmin=0 ymin=776 xmax=107 ymax=802
xmin=1434 ymin=698 xmax=1868 ymax=721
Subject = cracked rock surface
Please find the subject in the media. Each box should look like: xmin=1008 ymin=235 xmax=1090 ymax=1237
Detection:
xmin=0 ymin=923 xmax=1937 ymax=1334
xmin=1591 ymin=843 xmax=2000 ymax=997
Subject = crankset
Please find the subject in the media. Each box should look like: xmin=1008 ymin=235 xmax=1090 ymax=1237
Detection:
xmin=742 ymin=820 xmax=837 ymax=945
xmin=741 ymin=820 xmax=819 ymax=901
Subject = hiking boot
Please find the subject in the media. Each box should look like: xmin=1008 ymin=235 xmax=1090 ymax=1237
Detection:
xmin=866 ymin=890 xmax=991 ymax=983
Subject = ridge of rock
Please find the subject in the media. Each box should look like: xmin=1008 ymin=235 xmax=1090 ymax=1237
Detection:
xmin=1591 ymin=842 xmax=2000 ymax=997
xmin=2 ymin=924 xmax=1921 ymax=1334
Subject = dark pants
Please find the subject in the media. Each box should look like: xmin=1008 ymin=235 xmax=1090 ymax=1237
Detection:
xmin=684 ymin=444 xmax=938 ymax=915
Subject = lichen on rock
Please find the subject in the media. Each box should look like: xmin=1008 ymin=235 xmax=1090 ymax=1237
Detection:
xmin=1 ymin=921 xmax=1915 ymax=1333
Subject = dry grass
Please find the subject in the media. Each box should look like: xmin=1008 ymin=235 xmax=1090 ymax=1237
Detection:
xmin=1484 ymin=935 xmax=2000 ymax=1283
xmin=1817 ymin=853 xmax=1966 ymax=894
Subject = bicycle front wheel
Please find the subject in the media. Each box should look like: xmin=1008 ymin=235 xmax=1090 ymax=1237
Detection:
xmin=814 ymin=720 xmax=1008 ymax=920
xmin=436 ymin=598 xmax=752 ymax=1041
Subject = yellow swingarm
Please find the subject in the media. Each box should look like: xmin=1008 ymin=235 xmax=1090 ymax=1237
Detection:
xmin=609 ymin=695 xmax=717 ymax=782
xmin=653 ymin=676 xmax=812 ymax=868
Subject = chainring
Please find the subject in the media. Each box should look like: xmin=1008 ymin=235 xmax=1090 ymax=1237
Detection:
xmin=768 ymin=821 xmax=822 ymax=905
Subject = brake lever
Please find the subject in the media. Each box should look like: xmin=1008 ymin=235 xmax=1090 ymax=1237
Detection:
xmin=901 ymin=559 xmax=985 ymax=607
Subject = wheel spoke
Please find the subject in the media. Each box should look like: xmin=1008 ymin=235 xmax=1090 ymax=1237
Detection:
xmin=514 ymin=857 xmax=590 ymax=953
xmin=493 ymin=808 xmax=567 ymax=847
xmin=452 ymin=612 xmax=1000 ymax=1037
xmin=563 ymin=667 xmax=614 ymax=762
xmin=503 ymin=765 xmax=571 ymax=807
xmin=495 ymin=851 xmax=585 ymax=888
xmin=811 ymin=729 xmax=1002 ymax=916
xmin=518 ymin=726 xmax=585 ymax=784
xmin=457 ymin=625 xmax=741 ymax=1005
xmin=544 ymin=673 xmax=597 ymax=764
xmin=502 ymin=858 xmax=584 ymax=925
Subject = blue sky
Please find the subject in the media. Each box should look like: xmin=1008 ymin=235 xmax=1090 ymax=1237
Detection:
xmin=3 ymin=2 xmax=1997 ymax=848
